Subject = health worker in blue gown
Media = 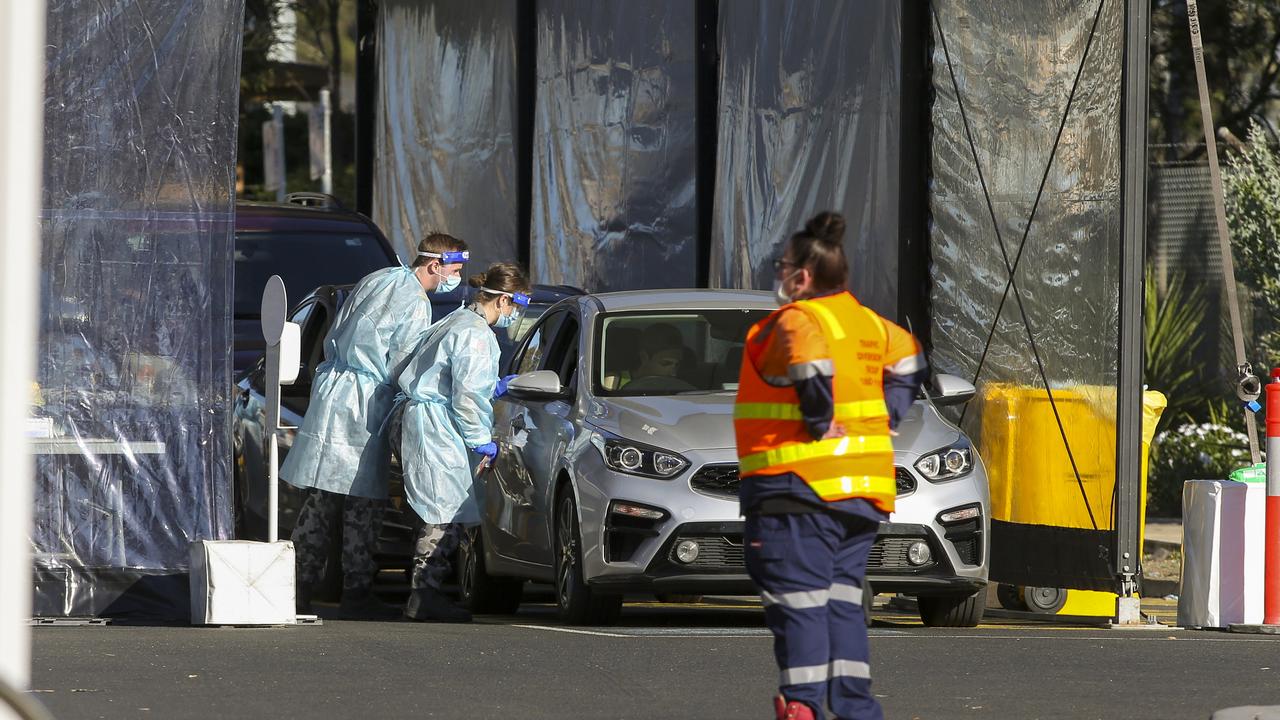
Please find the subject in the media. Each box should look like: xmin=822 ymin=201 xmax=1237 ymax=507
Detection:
xmin=281 ymin=233 xmax=468 ymax=619
xmin=389 ymin=262 xmax=529 ymax=623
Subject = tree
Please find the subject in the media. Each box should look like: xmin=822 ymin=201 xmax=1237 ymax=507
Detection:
xmin=1149 ymin=0 xmax=1280 ymax=161
xmin=1222 ymin=122 xmax=1280 ymax=361
xmin=241 ymin=0 xmax=278 ymax=99
xmin=287 ymin=0 xmax=345 ymax=111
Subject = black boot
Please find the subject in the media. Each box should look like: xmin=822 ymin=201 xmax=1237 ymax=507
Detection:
xmin=404 ymin=587 xmax=473 ymax=623
xmin=296 ymin=580 xmax=314 ymax=616
xmin=338 ymin=587 xmax=402 ymax=620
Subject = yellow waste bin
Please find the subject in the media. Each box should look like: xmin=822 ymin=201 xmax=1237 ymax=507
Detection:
xmin=978 ymin=385 xmax=1167 ymax=616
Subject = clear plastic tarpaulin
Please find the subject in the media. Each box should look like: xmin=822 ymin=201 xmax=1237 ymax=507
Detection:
xmin=33 ymin=0 xmax=243 ymax=618
xmin=373 ymin=0 xmax=520 ymax=272
xmin=530 ymin=0 xmax=698 ymax=291
xmin=928 ymin=0 xmax=1124 ymax=590
xmin=710 ymin=0 xmax=901 ymax=318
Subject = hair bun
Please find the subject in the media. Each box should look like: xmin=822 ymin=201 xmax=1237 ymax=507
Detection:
xmin=805 ymin=211 xmax=846 ymax=245
xmin=467 ymin=271 xmax=487 ymax=288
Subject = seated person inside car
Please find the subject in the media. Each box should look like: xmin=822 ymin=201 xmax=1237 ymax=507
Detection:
xmin=603 ymin=322 xmax=685 ymax=390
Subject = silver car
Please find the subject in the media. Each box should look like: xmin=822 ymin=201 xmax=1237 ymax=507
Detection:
xmin=460 ymin=290 xmax=990 ymax=626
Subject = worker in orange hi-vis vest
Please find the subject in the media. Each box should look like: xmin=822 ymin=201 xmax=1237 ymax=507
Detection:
xmin=734 ymin=212 xmax=926 ymax=720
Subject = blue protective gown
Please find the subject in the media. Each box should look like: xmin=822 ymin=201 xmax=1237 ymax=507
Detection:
xmin=395 ymin=306 xmax=499 ymax=525
xmin=280 ymin=266 xmax=433 ymax=499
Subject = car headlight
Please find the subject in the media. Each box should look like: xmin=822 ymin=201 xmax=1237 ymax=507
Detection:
xmin=590 ymin=431 xmax=689 ymax=479
xmin=914 ymin=442 xmax=973 ymax=482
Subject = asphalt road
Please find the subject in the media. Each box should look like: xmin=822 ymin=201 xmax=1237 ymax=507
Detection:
xmin=26 ymin=600 xmax=1280 ymax=720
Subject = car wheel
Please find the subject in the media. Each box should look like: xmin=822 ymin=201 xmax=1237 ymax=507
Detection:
xmin=459 ymin=529 xmax=524 ymax=614
xmin=918 ymin=588 xmax=986 ymax=627
xmin=555 ymin=492 xmax=622 ymax=626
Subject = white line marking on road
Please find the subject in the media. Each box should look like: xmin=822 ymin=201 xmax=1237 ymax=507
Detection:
xmin=510 ymin=624 xmax=631 ymax=638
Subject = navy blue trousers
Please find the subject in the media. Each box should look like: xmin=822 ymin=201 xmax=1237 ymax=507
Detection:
xmin=744 ymin=510 xmax=883 ymax=720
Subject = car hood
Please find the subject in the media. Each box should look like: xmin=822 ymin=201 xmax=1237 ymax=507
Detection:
xmin=892 ymin=402 xmax=964 ymax=459
xmin=588 ymin=394 xmax=739 ymax=452
xmin=586 ymin=394 xmax=964 ymax=457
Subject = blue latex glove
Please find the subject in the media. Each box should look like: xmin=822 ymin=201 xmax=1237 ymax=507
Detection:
xmin=471 ymin=442 xmax=498 ymax=460
xmin=493 ymin=374 xmax=520 ymax=399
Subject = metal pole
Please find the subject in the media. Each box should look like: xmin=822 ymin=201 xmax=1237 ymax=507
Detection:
xmin=0 ymin=0 xmax=47 ymax=700
xmin=1115 ymin=0 xmax=1149 ymax=617
xmin=320 ymin=88 xmax=332 ymax=196
xmin=273 ymin=103 xmax=287 ymax=203
xmin=268 ymin=433 xmax=280 ymax=544
xmin=264 ymin=338 xmax=281 ymax=543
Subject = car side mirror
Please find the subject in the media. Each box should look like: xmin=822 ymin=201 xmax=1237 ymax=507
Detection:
xmin=507 ymin=370 xmax=567 ymax=400
xmin=931 ymin=374 xmax=976 ymax=406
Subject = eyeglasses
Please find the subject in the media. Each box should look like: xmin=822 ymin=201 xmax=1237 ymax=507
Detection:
xmin=771 ymin=258 xmax=798 ymax=271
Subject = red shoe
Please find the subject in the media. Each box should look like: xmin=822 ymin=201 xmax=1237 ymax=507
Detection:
xmin=774 ymin=695 xmax=816 ymax=720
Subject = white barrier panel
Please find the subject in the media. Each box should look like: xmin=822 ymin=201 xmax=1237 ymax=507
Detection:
xmin=1179 ymin=480 xmax=1247 ymax=628
xmin=1243 ymin=482 xmax=1267 ymax=625
xmin=190 ymin=541 xmax=297 ymax=626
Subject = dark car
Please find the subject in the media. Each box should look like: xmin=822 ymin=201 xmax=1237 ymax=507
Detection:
xmin=232 ymin=282 xmax=584 ymax=595
xmin=234 ymin=194 xmax=400 ymax=374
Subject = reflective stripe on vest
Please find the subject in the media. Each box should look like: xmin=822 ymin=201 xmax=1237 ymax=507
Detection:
xmin=733 ymin=399 xmax=890 ymax=422
xmin=738 ymin=434 xmax=895 ymax=474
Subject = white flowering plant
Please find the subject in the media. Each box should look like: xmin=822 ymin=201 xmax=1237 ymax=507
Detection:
xmin=1148 ymin=422 xmax=1253 ymax=517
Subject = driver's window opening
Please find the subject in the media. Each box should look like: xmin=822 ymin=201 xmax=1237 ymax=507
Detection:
xmin=597 ymin=310 xmax=768 ymax=396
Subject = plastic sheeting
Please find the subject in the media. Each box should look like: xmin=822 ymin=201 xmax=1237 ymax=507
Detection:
xmin=710 ymin=1 xmax=901 ymax=318
xmin=529 ymin=0 xmax=698 ymax=292
xmin=373 ymin=0 xmax=520 ymax=272
xmin=928 ymin=0 xmax=1124 ymax=590
xmin=32 ymin=0 xmax=243 ymax=618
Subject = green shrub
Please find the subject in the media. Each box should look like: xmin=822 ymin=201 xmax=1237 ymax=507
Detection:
xmin=1147 ymin=422 xmax=1251 ymax=517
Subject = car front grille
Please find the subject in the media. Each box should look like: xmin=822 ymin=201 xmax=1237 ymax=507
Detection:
xmin=868 ymin=536 xmax=936 ymax=571
xmin=668 ymin=535 xmax=745 ymax=569
xmin=690 ymin=465 xmax=739 ymax=500
xmin=692 ymin=464 xmax=918 ymax=499
xmin=895 ymin=467 xmax=917 ymax=496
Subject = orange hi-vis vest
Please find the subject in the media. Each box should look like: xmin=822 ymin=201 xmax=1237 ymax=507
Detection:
xmin=734 ymin=292 xmax=897 ymax=513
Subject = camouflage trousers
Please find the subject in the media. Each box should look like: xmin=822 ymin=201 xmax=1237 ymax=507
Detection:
xmin=292 ymin=487 xmax=386 ymax=592
xmin=411 ymin=522 xmax=473 ymax=591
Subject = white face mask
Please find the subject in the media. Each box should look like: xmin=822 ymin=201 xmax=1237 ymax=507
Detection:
xmin=773 ymin=270 xmax=800 ymax=306
xmin=432 ymin=268 xmax=461 ymax=294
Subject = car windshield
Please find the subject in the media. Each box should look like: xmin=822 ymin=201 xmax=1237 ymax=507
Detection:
xmin=595 ymin=309 xmax=770 ymax=396
xmin=234 ymin=232 xmax=392 ymax=317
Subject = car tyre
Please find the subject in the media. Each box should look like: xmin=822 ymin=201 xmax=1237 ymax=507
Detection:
xmin=459 ymin=529 xmax=524 ymax=614
xmin=918 ymin=588 xmax=985 ymax=627
xmin=555 ymin=492 xmax=622 ymax=626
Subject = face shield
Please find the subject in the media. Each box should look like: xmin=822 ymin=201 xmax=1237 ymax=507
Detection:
xmin=418 ymin=250 xmax=469 ymax=294
xmin=481 ymin=287 xmax=531 ymax=329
